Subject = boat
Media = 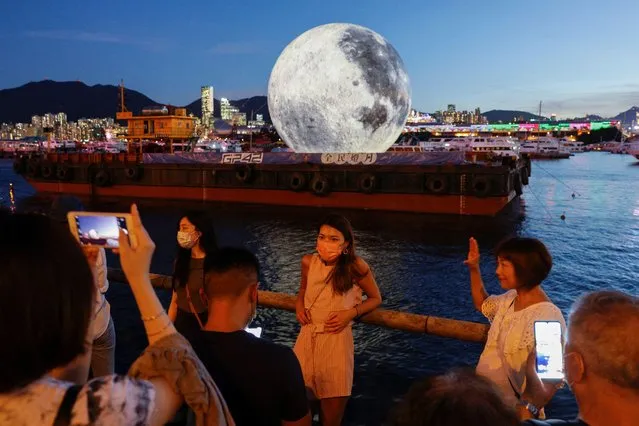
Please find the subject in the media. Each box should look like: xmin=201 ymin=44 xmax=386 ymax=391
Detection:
xmin=519 ymin=137 xmax=571 ymax=159
xmin=559 ymin=138 xmax=584 ymax=153
xmin=451 ymin=136 xmax=520 ymax=160
xmin=625 ymin=136 xmax=639 ymax=160
xmin=391 ymin=136 xmax=521 ymax=160
xmin=12 ymin=150 xmax=531 ymax=216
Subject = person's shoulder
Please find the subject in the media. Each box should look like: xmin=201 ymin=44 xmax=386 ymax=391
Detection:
xmin=302 ymin=253 xmax=314 ymax=267
xmin=78 ymin=375 xmax=155 ymax=424
xmin=83 ymin=374 xmax=154 ymax=398
xmin=353 ymin=256 xmax=371 ymax=274
xmin=354 ymin=256 xmax=369 ymax=268
xmin=491 ymin=289 xmax=517 ymax=304
xmin=249 ymin=335 xmax=299 ymax=363
xmin=527 ymin=300 xmax=565 ymax=323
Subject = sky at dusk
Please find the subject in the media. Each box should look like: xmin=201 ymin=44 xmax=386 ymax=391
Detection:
xmin=1 ymin=0 xmax=637 ymax=118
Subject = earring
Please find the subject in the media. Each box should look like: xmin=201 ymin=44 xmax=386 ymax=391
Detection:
xmin=343 ymin=248 xmax=349 ymax=255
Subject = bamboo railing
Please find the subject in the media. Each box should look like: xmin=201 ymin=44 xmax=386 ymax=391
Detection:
xmin=107 ymin=268 xmax=489 ymax=343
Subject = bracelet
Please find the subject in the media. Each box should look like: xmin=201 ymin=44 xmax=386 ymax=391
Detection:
xmin=146 ymin=320 xmax=173 ymax=337
xmin=141 ymin=309 xmax=166 ymax=322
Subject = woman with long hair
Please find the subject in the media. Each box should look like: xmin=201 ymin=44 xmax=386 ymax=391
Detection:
xmin=465 ymin=237 xmax=566 ymax=420
xmin=294 ymin=213 xmax=382 ymax=426
xmin=167 ymin=211 xmax=218 ymax=342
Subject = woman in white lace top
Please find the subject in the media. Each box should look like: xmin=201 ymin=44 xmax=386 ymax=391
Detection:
xmin=465 ymin=237 xmax=566 ymax=421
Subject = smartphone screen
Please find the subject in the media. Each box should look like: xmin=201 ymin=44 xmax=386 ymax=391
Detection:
xmin=245 ymin=327 xmax=262 ymax=338
xmin=534 ymin=321 xmax=564 ymax=380
xmin=74 ymin=214 xmax=129 ymax=248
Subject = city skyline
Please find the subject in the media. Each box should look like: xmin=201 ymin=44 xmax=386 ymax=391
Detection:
xmin=1 ymin=0 xmax=637 ymax=119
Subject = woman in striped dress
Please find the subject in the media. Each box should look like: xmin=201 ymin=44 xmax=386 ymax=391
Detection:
xmin=294 ymin=213 xmax=382 ymax=426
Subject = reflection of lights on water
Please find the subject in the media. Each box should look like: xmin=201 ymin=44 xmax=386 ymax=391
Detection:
xmin=8 ymin=183 xmax=15 ymax=213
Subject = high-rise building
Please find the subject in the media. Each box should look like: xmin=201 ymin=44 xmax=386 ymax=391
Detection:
xmin=43 ymin=113 xmax=56 ymax=129
xmin=231 ymin=112 xmax=247 ymax=126
xmin=220 ymin=98 xmax=231 ymax=120
xmin=56 ymin=112 xmax=67 ymax=125
xmin=201 ymin=86 xmax=214 ymax=127
xmin=220 ymin=98 xmax=240 ymax=121
xmin=551 ymin=113 xmax=557 ymax=122
xmin=447 ymin=104 xmax=456 ymax=113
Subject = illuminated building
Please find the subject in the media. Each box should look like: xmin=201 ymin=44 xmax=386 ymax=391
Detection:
xmin=231 ymin=112 xmax=247 ymax=126
xmin=220 ymin=98 xmax=240 ymax=121
xmin=440 ymin=105 xmax=486 ymax=125
xmin=201 ymin=86 xmax=214 ymax=128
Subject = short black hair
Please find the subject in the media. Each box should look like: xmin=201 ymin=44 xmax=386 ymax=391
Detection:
xmin=391 ymin=368 xmax=519 ymax=426
xmin=0 ymin=213 xmax=95 ymax=393
xmin=204 ymin=247 xmax=260 ymax=298
xmin=495 ymin=237 xmax=552 ymax=289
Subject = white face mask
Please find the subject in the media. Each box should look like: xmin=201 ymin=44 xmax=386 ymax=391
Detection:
xmin=177 ymin=231 xmax=199 ymax=249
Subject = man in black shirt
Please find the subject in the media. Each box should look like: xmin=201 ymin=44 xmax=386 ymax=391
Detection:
xmin=194 ymin=247 xmax=310 ymax=426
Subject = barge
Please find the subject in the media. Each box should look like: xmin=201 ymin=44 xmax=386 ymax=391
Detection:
xmin=13 ymin=150 xmax=530 ymax=216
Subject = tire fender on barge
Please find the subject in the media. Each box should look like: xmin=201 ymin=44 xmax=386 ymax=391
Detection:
xmin=358 ymin=173 xmax=377 ymax=194
xmin=56 ymin=164 xmax=72 ymax=181
xmin=471 ymin=175 xmax=492 ymax=198
xmin=93 ymin=166 xmax=112 ymax=187
xmin=425 ymin=174 xmax=449 ymax=194
xmin=289 ymin=172 xmax=306 ymax=191
xmin=310 ymin=174 xmax=331 ymax=196
xmin=125 ymin=166 xmax=143 ymax=181
xmin=40 ymin=162 xmax=55 ymax=180
xmin=235 ymin=164 xmax=254 ymax=183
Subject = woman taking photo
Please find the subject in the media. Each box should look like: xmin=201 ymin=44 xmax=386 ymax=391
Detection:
xmin=0 ymin=206 xmax=233 ymax=425
xmin=294 ymin=213 xmax=382 ymax=426
xmin=50 ymin=195 xmax=116 ymax=378
xmin=465 ymin=236 xmax=566 ymax=420
xmin=167 ymin=211 xmax=218 ymax=342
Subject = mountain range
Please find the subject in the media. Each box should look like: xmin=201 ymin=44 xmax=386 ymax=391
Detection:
xmin=480 ymin=108 xmax=638 ymax=124
xmin=0 ymin=80 xmax=636 ymax=125
xmin=481 ymin=110 xmax=544 ymax=123
xmin=0 ymin=80 xmax=270 ymax=124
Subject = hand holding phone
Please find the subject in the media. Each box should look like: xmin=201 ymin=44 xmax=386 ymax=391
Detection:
xmin=67 ymin=212 xmax=133 ymax=249
xmin=534 ymin=321 xmax=564 ymax=381
xmin=116 ymin=204 xmax=152 ymax=283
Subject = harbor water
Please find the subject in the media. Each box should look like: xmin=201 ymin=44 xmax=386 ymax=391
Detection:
xmin=2 ymin=151 xmax=638 ymax=425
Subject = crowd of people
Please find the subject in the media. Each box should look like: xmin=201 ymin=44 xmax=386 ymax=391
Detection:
xmin=0 ymin=196 xmax=636 ymax=426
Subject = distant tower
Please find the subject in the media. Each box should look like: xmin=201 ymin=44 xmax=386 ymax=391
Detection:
xmin=447 ymin=104 xmax=456 ymax=113
xmin=201 ymin=86 xmax=214 ymax=128
xmin=220 ymin=98 xmax=233 ymax=121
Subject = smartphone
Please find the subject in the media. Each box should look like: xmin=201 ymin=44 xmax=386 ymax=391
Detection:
xmin=67 ymin=211 xmax=133 ymax=248
xmin=245 ymin=327 xmax=263 ymax=338
xmin=534 ymin=320 xmax=564 ymax=380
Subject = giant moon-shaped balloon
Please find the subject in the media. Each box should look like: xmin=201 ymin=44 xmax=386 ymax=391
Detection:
xmin=268 ymin=23 xmax=411 ymax=153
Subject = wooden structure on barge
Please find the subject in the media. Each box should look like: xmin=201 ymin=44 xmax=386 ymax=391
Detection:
xmin=116 ymin=81 xmax=196 ymax=154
